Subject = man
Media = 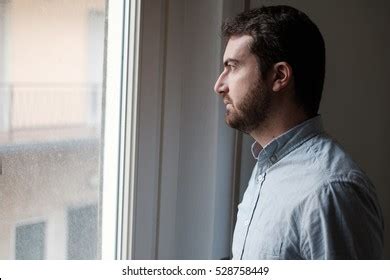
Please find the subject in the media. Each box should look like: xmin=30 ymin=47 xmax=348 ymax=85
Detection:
xmin=214 ymin=5 xmax=384 ymax=259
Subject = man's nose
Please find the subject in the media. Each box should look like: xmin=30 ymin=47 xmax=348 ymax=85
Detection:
xmin=214 ymin=73 xmax=228 ymax=96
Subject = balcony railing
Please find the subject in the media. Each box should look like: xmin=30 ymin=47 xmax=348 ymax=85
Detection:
xmin=0 ymin=83 xmax=102 ymax=143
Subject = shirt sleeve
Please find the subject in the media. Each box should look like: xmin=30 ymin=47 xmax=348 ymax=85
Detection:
xmin=298 ymin=180 xmax=384 ymax=259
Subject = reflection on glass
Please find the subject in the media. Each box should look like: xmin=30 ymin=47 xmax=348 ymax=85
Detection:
xmin=0 ymin=0 xmax=106 ymax=259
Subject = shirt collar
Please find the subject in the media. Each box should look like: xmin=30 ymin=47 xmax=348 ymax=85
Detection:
xmin=251 ymin=115 xmax=324 ymax=168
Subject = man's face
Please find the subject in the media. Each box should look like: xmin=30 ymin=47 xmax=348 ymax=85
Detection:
xmin=214 ymin=35 xmax=271 ymax=133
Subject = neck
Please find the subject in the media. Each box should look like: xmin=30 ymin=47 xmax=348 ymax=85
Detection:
xmin=250 ymin=109 xmax=310 ymax=148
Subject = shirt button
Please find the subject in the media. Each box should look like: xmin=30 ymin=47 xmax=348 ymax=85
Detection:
xmin=244 ymin=220 xmax=250 ymax=226
xmin=256 ymin=174 xmax=263 ymax=183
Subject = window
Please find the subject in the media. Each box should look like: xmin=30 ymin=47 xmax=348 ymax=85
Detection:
xmin=0 ymin=0 xmax=106 ymax=260
xmin=67 ymin=204 xmax=98 ymax=260
xmin=0 ymin=0 xmax=141 ymax=260
xmin=15 ymin=221 xmax=46 ymax=260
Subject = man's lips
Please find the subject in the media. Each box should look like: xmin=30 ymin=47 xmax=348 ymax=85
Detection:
xmin=224 ymin=100 xmax=233 ymax=112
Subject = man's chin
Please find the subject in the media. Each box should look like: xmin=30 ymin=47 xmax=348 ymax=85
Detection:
xmin=225 ymin=116 xmax=244 ymax=131
xmin=224 ymin=115 xmax=235 ymax=128
xmin=226 ymin=115 xmax=256 ymax=134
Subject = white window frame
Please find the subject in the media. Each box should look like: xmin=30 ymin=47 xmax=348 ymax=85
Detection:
xmin=101 ymin=0 xmax=141 ymax=260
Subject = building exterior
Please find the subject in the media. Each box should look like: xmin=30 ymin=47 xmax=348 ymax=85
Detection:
xmin=0 ymin=0 xmax=105 ymax=259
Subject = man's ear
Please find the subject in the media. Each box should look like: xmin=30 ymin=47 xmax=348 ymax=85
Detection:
xmin=268 ymin=62 xmax=293 ymax=92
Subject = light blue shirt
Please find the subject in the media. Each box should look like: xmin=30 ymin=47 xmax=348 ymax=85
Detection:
xmin=232 ymin=116 xmax=384 ymax=259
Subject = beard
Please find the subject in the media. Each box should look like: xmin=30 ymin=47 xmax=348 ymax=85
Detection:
xmin=225 ymin=80 xmax=272 ymax=134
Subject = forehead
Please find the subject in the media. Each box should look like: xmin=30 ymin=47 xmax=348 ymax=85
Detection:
xmin=223 ymin=35 xmax=253 ymax=61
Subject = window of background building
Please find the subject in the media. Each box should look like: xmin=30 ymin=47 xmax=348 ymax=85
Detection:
xmin=15 ymin=221 xmax=46 ymax=260
xmin=67 ymin=204 xmax=98 ymax=260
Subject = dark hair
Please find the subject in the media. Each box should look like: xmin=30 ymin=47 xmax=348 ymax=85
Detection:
xmin=222 ymin=5 xmax=325 ymax=117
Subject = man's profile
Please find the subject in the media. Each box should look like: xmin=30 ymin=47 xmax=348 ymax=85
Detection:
xmin=214 ymin=5 xmax=384 ymax=259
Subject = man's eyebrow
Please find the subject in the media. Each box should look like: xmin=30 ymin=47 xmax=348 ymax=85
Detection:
xmin=223 ymin=58 xmax=240 ymax=67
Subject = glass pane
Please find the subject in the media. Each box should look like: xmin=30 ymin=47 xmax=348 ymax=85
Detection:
xmin=67 ymin=204 xmax=98 ymax=260
xmin=15 ymin=222 xmax=45 ymax=260
xmin=0 ymin=0 xmax=106 ymax=259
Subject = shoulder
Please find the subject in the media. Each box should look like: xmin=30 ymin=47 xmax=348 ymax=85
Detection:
xmin=296 ymin=179 xmax=384 ymax=259
xmin=304 ymin=133 xmax=364 ymax=177
xmin=299 ymin=178 xmax=381 ymax=219
xmin=290 ymin=132 xmax=375 ymax=192
xmin=275 ymin=133 xmax=374 ymax=202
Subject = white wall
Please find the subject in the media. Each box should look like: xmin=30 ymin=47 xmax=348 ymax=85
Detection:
xmin=0 ymin=0 xmax=10 ymax=132
xmin=156 ymin=0 xmax=184 ymax=260
xmin=167 ymin=0 xmax=249 ymax=260
xmin=7 ymin=0 xmax=104 ymax=84
xmin=136 ymin=0 xmax=244 ymax=259
xmin=173 ymin=0 xmax=233 ymax=259
xmin=249 ymin=0 xmax=390 ymax=259
xmin=0 ymin=0 xmax=10 ymax=83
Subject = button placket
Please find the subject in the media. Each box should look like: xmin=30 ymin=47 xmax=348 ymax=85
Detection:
xmin=240 ymin=171 xmax=266 ymax=259
xmin=256 ymin=173 xmax=265 ymax=184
